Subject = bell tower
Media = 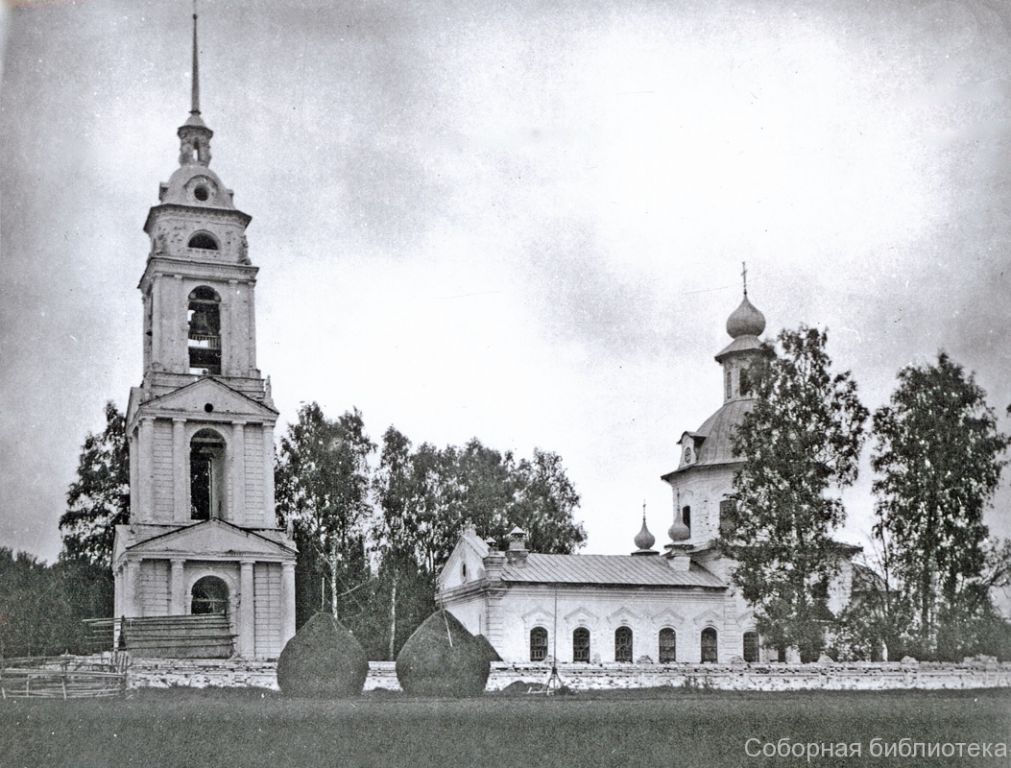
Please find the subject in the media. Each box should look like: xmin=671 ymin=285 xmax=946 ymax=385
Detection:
xmin=112 ymin=7 xmax=296 ymax=660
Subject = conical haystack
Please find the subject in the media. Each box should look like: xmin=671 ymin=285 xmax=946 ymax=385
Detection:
xmin=276 ymin=612 xmax=369 ymax=698
xmin=475 ymin=633 xmax=502 ymax=662
xmin=395 ymin=610 xmax=490 ymax=696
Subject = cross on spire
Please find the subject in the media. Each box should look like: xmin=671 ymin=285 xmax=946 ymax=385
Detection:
xmin=642 ymin=499 xmax=647 ymax=523
xmin=742 ymin=261 xmax=748 ymax=297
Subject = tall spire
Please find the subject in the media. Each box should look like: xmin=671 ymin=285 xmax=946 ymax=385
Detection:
xmin=177 ymin=0 xmax=213 ymax=167
xmin=191 ymin=0 xmax=200 ymax=117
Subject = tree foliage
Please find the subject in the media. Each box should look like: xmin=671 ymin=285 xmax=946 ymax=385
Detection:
xmin=725 ymin=327 xmax=868 ymax=661
xmin=275 ymin=403 xmax=376 ymax=621
xmin=58 ymin=401 xmax=130 ymax=568
xmin=871 ymin=353 xmax=1009 ymax=659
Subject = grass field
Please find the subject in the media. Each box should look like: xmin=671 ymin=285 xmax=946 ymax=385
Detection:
xmin=1 ymin=687 xmax=1008 ymax=768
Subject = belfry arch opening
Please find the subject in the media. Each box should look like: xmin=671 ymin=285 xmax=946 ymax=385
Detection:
xmin=190 ymin=428 xmax=225 ymax=520
xmin=191 ymin=576 xmax=229 ymax=615
xmin=187 ymin=232 xmax=218 ymax=250
xmin=188 ymin=286 xmax=221 ymax=375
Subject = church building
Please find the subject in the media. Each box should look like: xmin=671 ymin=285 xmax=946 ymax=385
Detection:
xmin=111 ymin=12 xmax=297 ymax=659
xmin=437 ymin=289 xmax=860 ymax=664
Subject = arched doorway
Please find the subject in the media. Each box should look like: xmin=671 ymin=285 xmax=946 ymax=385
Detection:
xmin=191 ymin=576 xmax=229 ymax=615
xmin=190 ymin=429 xmax=225 ymax=520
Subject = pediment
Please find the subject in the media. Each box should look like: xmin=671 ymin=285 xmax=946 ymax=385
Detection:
xmin=137 ymin=378 xmax=277 ymax=422
xmin=126 ymin=519 xmax=294 ymax=558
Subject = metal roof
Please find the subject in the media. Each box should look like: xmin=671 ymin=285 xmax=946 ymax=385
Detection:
xmin=500 ymin=553 xmax=726 ymax=588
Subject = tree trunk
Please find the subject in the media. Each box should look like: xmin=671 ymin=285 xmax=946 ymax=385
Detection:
xmin=388 ymin=572 xmax=398 ymax=660
xmin=329 ymin=542 xmax=339 ymax=619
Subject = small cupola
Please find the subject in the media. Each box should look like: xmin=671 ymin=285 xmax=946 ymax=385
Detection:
xmin=505 ymin=526 xmax=528 ymax=565
xmin=632 ymin=503 xmax=658 ymax=556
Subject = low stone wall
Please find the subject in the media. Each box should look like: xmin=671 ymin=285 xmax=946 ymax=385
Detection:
xmin=125 ymin=657 xmax=1011 ymax=692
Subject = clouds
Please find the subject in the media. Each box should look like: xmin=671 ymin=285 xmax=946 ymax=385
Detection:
xmin=1 ymin=0 xmax=1009 ymax=561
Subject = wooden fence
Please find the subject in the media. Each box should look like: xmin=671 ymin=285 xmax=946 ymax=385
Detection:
xmin=0 ymin=653 xmax=129 ymax=699
xmin=84 ymin=615 xmax=234 ymax=658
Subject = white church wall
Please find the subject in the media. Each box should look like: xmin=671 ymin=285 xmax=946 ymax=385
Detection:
xmin=473 ymin=584 xmax=736 ymax=664
xmin=139 ymin=559 xmax=171 ymax=617
xmin=243 ymin=424 xmax=265 ymax=526
xmin=253 ymin=562 xmax=282 ymax=658
xmin=151 ymin=419 xmax=175 ymax=522
xmin=666 ymin=465 xmax=733 ymax=546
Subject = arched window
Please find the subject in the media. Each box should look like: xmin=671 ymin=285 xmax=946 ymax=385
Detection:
xmin=190 ymin=429 xmax=225 ymax=520
xmin=743 ymin=631 xmax=759 ymax=663
xmin=719 ymin=498 xmax=736 ymax=537
xmin=188 ymin=286 xmax=221 ymax=375
xmin=191 ymin=576 xmax=228 ymax=615
xmin=701 ymin=627 xmax=718 ymax=663
xmin=725 ymin=368 xmax=732 ymax=400
xmin=572 ymin=627 xmax=590 ymax=663
xmin=530 ymin=627 xmax=548 ymax=662
xmin=187 ymin=232 xmax=219 ymax=250
xmin=739 ymin=367 xmax=751 ymax=396
xmin=658 ymin=628 xmax=676 ymax=663
xmin=682 ymin=506 xmax=692 ymax=534
xmin=614 ymin=626 xmax=633 ymax=663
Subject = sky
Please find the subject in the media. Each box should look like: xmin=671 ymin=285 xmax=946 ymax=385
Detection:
xmin=0 ymin=0 xmax=1009 ymax=564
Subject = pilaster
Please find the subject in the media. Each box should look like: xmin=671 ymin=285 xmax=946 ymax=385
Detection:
xmin=173 ymin=418 xmax=188 ymax=522
xmin=280 ymin=561 xmax=296 ymax=648
xmin=124 ymin=559 xmax=141 ymax=617
xmin=138 ymin=418 xmax=154 ymax=521
xmin=262 ymin=425 xmax=276 ymax=527
xmin=230 ymin=421 xmax=246 ymax=524
xmin=238 ymin=560 xmax=255 ymax=657
xmin=170 ymin=558 xmax=186 ymax=615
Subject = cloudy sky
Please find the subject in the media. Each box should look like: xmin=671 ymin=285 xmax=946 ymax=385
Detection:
xmin=1 ymin=0 xmax=1008 ymax=563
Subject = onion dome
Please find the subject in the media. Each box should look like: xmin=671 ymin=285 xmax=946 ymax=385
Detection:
xmin=634 ymin=518 xmax=656 ymax=551
xmin=726 ymin=294 xmax=766 ymax=338
xmin=668 ymin=512 xmax=690 ymax=543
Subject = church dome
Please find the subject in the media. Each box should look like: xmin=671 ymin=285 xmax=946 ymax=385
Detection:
xmin=726 ymin=295 xmax=766 ymax=338
xmin=634 ymin=519 xmax=656 ymax=551
xmin=668 ymin=517 xmax=690 ymax=543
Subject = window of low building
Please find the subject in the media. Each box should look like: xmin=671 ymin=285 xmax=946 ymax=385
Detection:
xmin=658 ymin=627 xmax=676 ymax=663
xmin=530 ymin=627 xmax=548 ymax=662
xmin=701 ymin=627 xmax=718 ymax=663
xmin=743 ymin=631 xmax=759 ymax=663
xmin=572 ymin=627 xmax=590 ymax=663
xmin=614 ymin=626 xmax=633 ymax=663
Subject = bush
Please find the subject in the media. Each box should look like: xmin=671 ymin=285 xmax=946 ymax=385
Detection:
xmin=395 ymin=610 xmax=490 ymax=696
xmin=276 ymin=612 xmax=369 ymax=698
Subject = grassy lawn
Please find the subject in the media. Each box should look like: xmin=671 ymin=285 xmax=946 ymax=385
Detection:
xmin=1 ymin=687 xmax=1008 ymax=768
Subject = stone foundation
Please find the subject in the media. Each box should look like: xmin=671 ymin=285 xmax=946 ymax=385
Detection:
xmin=125 ymin=658 xmax=1011 ymax=692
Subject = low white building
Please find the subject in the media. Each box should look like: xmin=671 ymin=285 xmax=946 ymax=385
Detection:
xmin=437 ymin=290 xmax=860 ymax=664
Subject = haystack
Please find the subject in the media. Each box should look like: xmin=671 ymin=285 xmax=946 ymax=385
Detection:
xmin=395 ymin=610 xmax=490 ymax=696
xmin=276 ymin=612 xmax=369 ymax=698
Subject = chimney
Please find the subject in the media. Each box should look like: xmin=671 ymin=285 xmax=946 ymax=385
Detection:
xmin=504 ymin=526 xmax=528 ymax=566
xmin=483 ymin=548 xmax=506 ymax=582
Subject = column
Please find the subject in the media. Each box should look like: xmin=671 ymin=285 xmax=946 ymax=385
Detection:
xmin=280 ymin=561 xmax=296 ymax=648
xmin=151 ymin=276 xmax=161 ymax=367
xmin=247 ymin=280 xmax=257 ymax=371
xmin=173 ymin=274 xmax=185 ymax=371
xmin=170 ymin=558 xmax=186 ymax=615
xmin=138 ymin=418 xmax=154 ymax=521
xmin=263 ymin=423 xmax=276 ymax=527
xmin=124 ymin=559 xmax=141 ymax=617
xmin=230 ymin=422 xmax=246 ymax=524
xmin=173 ymin=419 xmax=188 ymax=522
xmin=128 ymin=432 xmax=138 ymax=519
xmin=225 ymin=279 xmax=239 ymax=376
xmin=238 ymin=561 xmax=255 ymax=658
